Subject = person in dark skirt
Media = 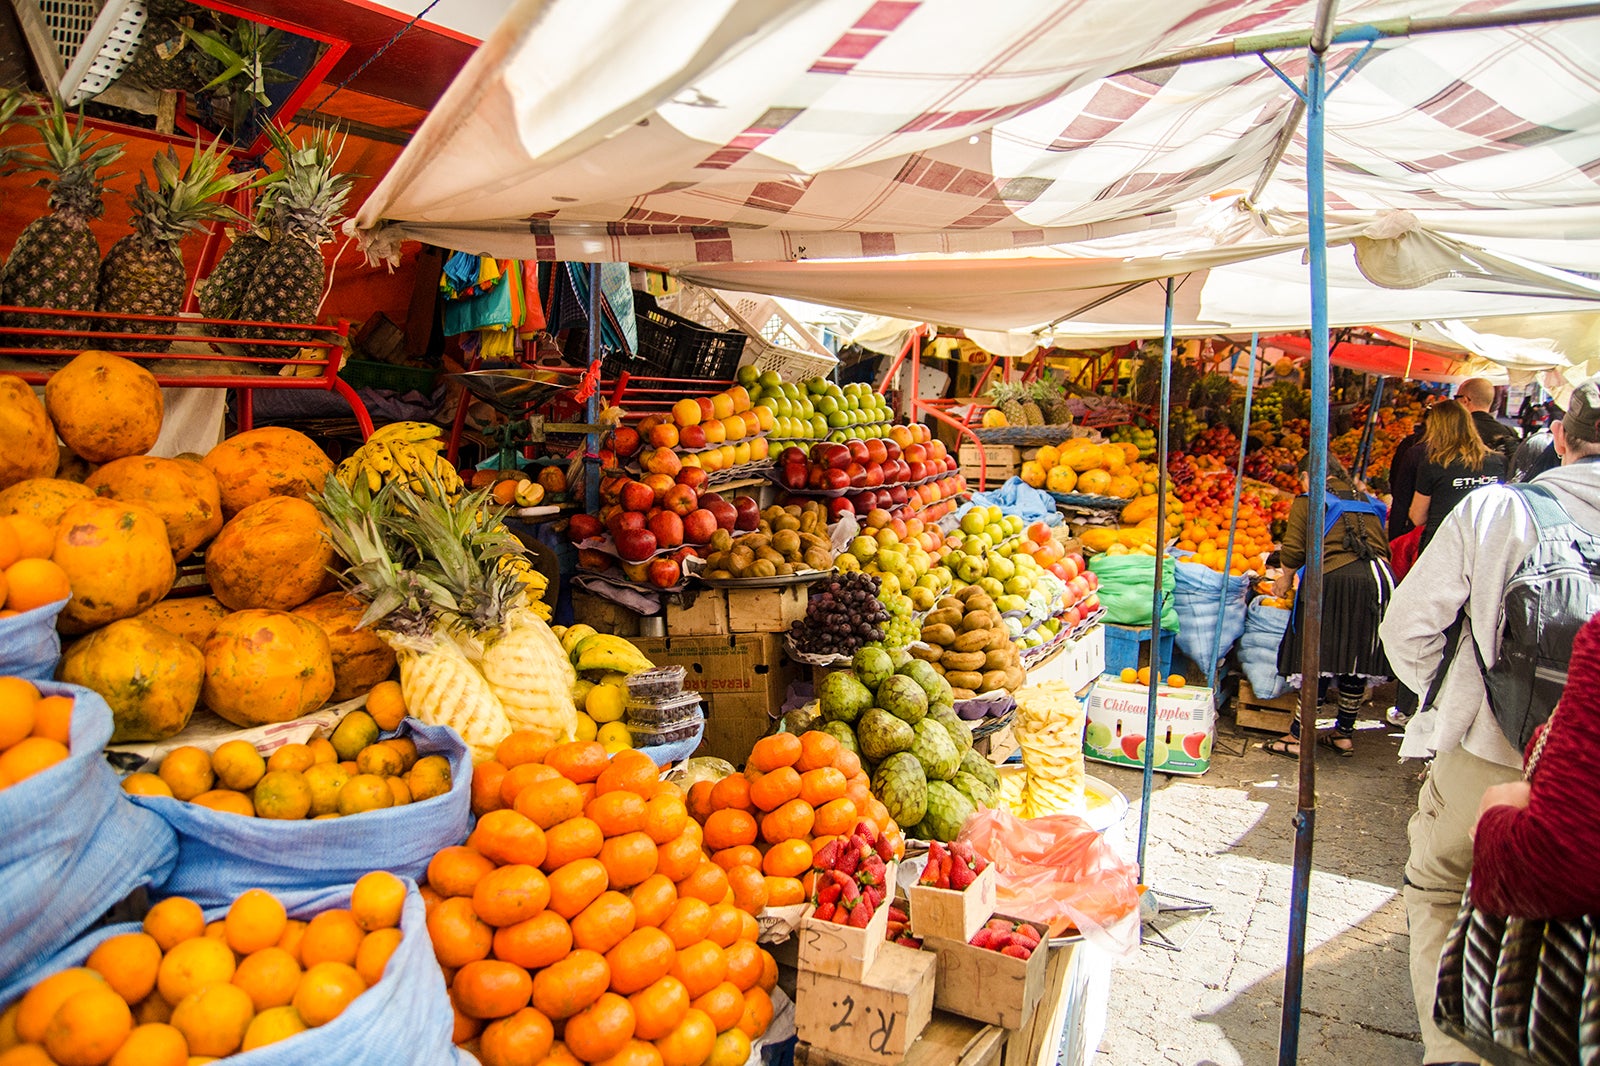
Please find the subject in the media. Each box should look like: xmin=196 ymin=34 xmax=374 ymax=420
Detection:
xmin=1263 ymin=454 xmax=1396 ymax=758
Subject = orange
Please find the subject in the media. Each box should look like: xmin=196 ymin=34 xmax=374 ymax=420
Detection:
xmin=759 ymin=799 xmax=814 ymax=844
xmin=747 ymin=767 xmax=800 ymax=813
xmin=471 ymin=760 xmax=509 ymax=815
xmin=668 ymin=941 xmax=725 ymax=1000
xmin=702 ymin=905 xmax=744 ymax=950
xmin=722 ymin=941 xmax=763 ymax=993
xmin=605 ymin=927 xmax=675 ymax=995
xmin=495 ymin=730 xmax=554 ymax=770
xmin=812 ymin=797 xmax=857 ymax=838
xmin=190 ymin=789 xmax=254 ymax=816
xmin=798 ymin=767 xmax=846 ymax=807
xmin=156 ymin=937 xmax=235 ymax=1007
xmin=594 ymin=750 xmax=658 ymax=797
xmin=677 ymin=863 xmax=729 ymax=906
xmin=306 ymin=737 xmax=338 ymax=765
xmin=299 ymin=909 xmax=364 ymax=968
xmin=354 ymin=928 xmax=403 ymax=987
xmin=3 ymin=558 xmax=70 ymax=612
xmin=231 ymin=947 xmax=301 ymax=1011
xmin=0 ymin=1042 xmax=54 ymax=1065
xmin=793 ymin=732 xmax=840 ymax=773
xmin=225 ymin=889 xmax=287 ymax=955
xmin=659 ymin=899 xmax=712 ymax=951
xmin=108 ymin=1022 xmax=187 ymax=1066
xmin=170 ymin=982 xmax=253 ymax=1057
xmin=350 ymin=870 xmax=406 ymax=932
xmin=629 ymin=976 xmax=689 ymax=1042
xmin=121 ymin=772 xmax=172 ymax=798
xmin=692 ymin=981 xmax=744 ymax=1033
xmin=762 ymin=877 xmax=805 ymax=907
xmin=499 ymin=762 xmax=561 ymax=808
xmin=43 ymin=985 xmax=133 ymax=1066
xmin=543 ymin=817 xmax=605 ymax=871
xmin=204 ymin=918 xmax=228 ymax=943
xmin=701 ymin=810 xmax=756 ymax=852
xmin=594 ymin=1037 xmax=664 ymax=1066
xmin=473 ymin=864 xmax=550 ymax=928
xmin=240 ymin=1005 xmax=308 ymax=1051
xmin=746 ymin=734 xmax=800 ymax=774
xmin=0 ymin=736 xmax=67 ymax=783
xmin=760 ymin=839 xmax=812 ymax=880
xmin=355 ymin=744 xmax=403 ymax=778
xmin=563 ymin=992 xmax=635 ymax=1064
xmin=427 ymin=896 xmax=493 ymax=968
xmin=543 ymin=741 xmax=609 ymax=784
xmin=276 ymin=919 xmax=307 ymax=962
xmin=628 ymin=874 xmax=678 ymax=930
xmin=655 ymin=833 xmax=704 ymax=884
xmin=16 ymin=969 xmax=107 ymax=1044
xmin=708 ymin=1027 xmax=751 ymax=1066
xmin=587 ymin=791 xmax=648 ymax=837
xmin=642 ymin=795 xmax=688 ymax=846
xmin=737 ymin=987 xmax=772 ymax=1040
xmin=0 ymin=677 xmax=38 ymax=748
xmin=757 ymin=950 xmax=778 ymax=993
xmin=143 ymin=898 xmax=205 ymax=953
xmin=86 ymin=932 xmax=162 ymax=1005
xmin=834 ymin=749 xmax=861 ymax=778
xmin=707 ymin=776 xmax=750 ymax=813
xmin=844 ymin=777 xmax=870 ymax=811
xmin=571 ymin=891 xmax=637 ymax=955
xmin=293 ymin=961 xmax=365 ymax=1027
xmin=548 ymin=858 xmax=610 ymax=920
xmin=335 ymin=772 xmax=394 ymax=815
xmin=653 ymin=1007 xmax=715 ymax=1066
xmin=685 ymin=781 xmax=714 ymax=823
xmin=479 ymin=1007 xmax=555 ymax=1066
xmin=6 ymin=515 xmax=53 ymax=560
xmin=455 ymin=959 xmax=534 ymax=1020
xmin=530 ymin=949 xmax=611 ymax=1020
xmin=254 ymin=769 xmax=316 ymax=819
xmin=710 ymin=846 xmax=762 ymax=873
xmin=265 ymin=743 xmax=314 ymax=774
xmin=492 ymin=911 xmax=572 ymax=971
xmin=514 ymin=776 xmax=586 ymax=830
xmin=451 ymin=998 xmax=483 ymax=1044
xmin=427 ymin=845 xmax=497 ymax=899
xmin=725 ymin=866 xmax=768 ymax=917
xmin=600 ymin=831 xmax=659 ymax=890
xmin=470 ymin=809 xmax=549 ymax=868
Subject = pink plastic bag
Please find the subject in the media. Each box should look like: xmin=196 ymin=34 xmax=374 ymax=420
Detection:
xmin=959 ymin=806 xmax=1141 ymax=954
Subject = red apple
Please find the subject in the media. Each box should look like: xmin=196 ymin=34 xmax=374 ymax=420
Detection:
xmin=904 ymin=443 xmax=927 ymax=464
xmin=828 ymin=497 xmax=855 ymax=521
xmin=608 ymin=512 xmax=646 ymax=541
xmin=927 ymin=439 xmax=948 ymax=462
xmin=676 ymin=466 xmax=709 ymax=490
xmin=865 ymin=439 xmax=888 ymax=465
xmin=1027 ymin=521 xmax=1051 ymax=545
xmin=883 ymin=439 xmax=902 ymax=463
xmin=695 ymin=397 xmax=716 ymax=421
xmin=672 ymin=546 xmax=697 ymax=565
xmin=619 ymin=480 xmax=655 ymax=512
xmin=648 ymin=510 xmax=684 ymax=549
xmin=567 ymin=513 xmax=604 ymax=543
xmin=683 ymin=508 xmax=719 ymax=544
xmin=642 ymin=447 xmax=683 ymax=478
xmin=611 ymin=426 xmax=641 ymax=459
xmin=636 ymin=414 xmax=663 ymax=438
xmin=679 ymin=424 xmax=708 ymax=450
xmin=822 ymin=444 xmax=851 ymax=470
xmin=647 ymin=558 xmax=681 ymax=588
xmin=823 ymin=468 xmax=851 ymax=491
xmin=1049 ymin=562 xmax=1069 ymax=581
xmin=703 ymin=498 xmax=737 ymax=532
xmin=781 ymin=446 xmax=808 ymax=466
xmin=648 ymin=423 xmax=680 ymax=449
xmin=616 ymin=527 xmax=659 ymax=563
xmin=865 ymin=508 xmax=892 ymax=529
xmin=578 ymin=548 xmax=615 ymax=571
xmin=1084 ymin=571 xmax=1099 ymax=591
xmin=852 ymin=489 xmax=878 ymax=514
xmin=863 ymin=462 xmax=884 ymax=488
xmin=886 ymin=484 xmax=909 ymax=507
xmin=944 ymin=455 xmax=958 ymax=473
xmin=846 ymin=440 xmax=870 ymax=464
xmin=784 ymin=463 xmax=808 ymax=490
xmin=907 ymin=460 xmax=927 ymax=482
xmin=846 ymin=462 xmax=867 ymax=490
xmin=642 ymin=472 xmax=676 ymax=502
xmin=663 ymin=484 xmax=698 ymax=517
xmin=806 ymin=466 xmax=827 ymax=490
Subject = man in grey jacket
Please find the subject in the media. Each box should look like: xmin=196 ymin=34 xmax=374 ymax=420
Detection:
xmin=1380 ymin=378 xmax=1600 ymax=1065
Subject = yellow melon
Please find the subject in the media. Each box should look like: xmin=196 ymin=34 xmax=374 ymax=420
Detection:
xmin=1045 ymin=466 xmax=1077 ymax=494
xmin=1019 ymin=461 xmax=1046 ymax=489
xmin=1076 ymin=469 xmax=1113 ymax=495
xmin=292 ymin=592 xmax=397 ymax=701
xmin=138 ymin=595 xmax=232 ymax=649
xmin=0 ymin=477 xmax=96 ymax=531
xmin=201 ymin=427 xmax=335 ymax=518
xmin=1108 ymin=474 xmax=1140 ymax=499
xmin=202 ymin=609 xmax=335 ymax=726
xmin=53 ymin=498 xmax=177 ymax=633
xmin=44 ymin=351 xmax=163 ymax=463
xmin=58 ymin=618 xmax=204 ymax=741
xmin=86 ymin=456 xmax=224 ymax=561
xmin=0 ymin=374 xmax=59 ymax=489
xmin=206 ymin=496 xmax=335 ymax=611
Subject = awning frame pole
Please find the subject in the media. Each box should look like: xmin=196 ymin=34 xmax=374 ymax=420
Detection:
xmin=1354 ymin=375 xmax=1386 ymax=483
xmin=585 ymin=263 xmax=603 ymax=514
xmin=1211 ymin=332 xmax=1258 ymax=687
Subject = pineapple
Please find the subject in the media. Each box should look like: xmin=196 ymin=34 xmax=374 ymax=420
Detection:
xmin=1 ymin=99 xmax=123 ymax=348
xmin=236 ymin=125 xmax=353 ymax=357
xmin=989 ymin=382 xmax=1027 ymax=427
xmin=196 ymin=208 xmax=271 ymax=321
xmin=122 ymin=0 xmax=219 ymax=92
xmin=1019 ymin=381 xmax=1047 ymax=426
xmin=97 ymin=139 xmax=251 ymax=351
xmin=1043 ymin=379 xmax=1076 ymax=426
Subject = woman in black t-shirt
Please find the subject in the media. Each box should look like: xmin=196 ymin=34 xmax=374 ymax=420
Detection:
xmin=1409 ymin=399 xmax=1506 ymax=550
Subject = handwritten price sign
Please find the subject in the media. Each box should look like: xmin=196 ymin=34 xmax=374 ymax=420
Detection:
xmin=826 ymin=993 xmax=900 ymax=1057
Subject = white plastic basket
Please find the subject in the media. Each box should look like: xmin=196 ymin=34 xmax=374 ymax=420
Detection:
xmin=13 ymin=0 xmax=147 ymax=103
xmin=659 ymin=282 xmax=839 ymax=381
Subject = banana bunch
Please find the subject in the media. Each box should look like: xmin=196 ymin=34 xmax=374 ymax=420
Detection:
xmin=1012 ymin=680 xmax=1087 ymax=819
xmin=337 ymin=421 xmax=464 ymax=497
xmin=499 ymin=555 xmax=552 ymax=621
xmin=553 ymin=624 xmax=655 ymax=676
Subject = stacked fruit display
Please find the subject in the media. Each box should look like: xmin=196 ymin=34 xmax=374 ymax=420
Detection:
xmin=815 ymin=647 xmax=991 ymax=841
xmin=839 ymin=514 xmax=952 ymax=650
xmin=550 ymin=626 xmax=658 ymax=754
xmin=774 ymin=434 xmax=964 ymax=524
xmin=620 ymin=385 xmax=774 ymax=479
xmin=1 ymin=876 xmax=408 ymax=1061
xmin=788 ymin=572 xmax=890 ymax=657
xmin=1187 ymin=424 xmax=1241 ymax=463
xmin=124 ymin=709 xmax=453 ymax=819
xmin=910 ymin=587 xmax=1025 ymax=701
xmin=1171 ymin=471 xmax=1279 ymax=576
xmin=1019 ymin=438 xmax=1150 ymax=499
xmin=1243 ymin=445 xmax=1304 ymax=494
xmin=918 ymin=840 xmax=988 ymax=891
xmin=807 ymin=823 xmax=896 ymax=925
xmin=736 ymin=369 xmax=899 ymax=447
xmin=439 ymin=740 xmax=775 ymax=1066
xmin=700 ymin=502 xmax=835 ymax=580
xmin=576 ymin=468 xmax=765 ymax=587
xmin=1108 ymin=423 xmax=1157 ymax=461
xmin=0 ymin=676 xmax=72 ymax=789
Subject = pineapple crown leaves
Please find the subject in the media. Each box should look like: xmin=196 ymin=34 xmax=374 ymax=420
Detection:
xmin=0 ymin=87 xmax=36 ymax=175
xmin=127 ymin=137 xmax=254 ymax=248
xmin=260 ymin=122 xmax=358 ymax=244
xmin=23 ymin=97 xmax=124 ymax=222
xmin=312 ymin=474 xmax=455 ymax=636
xmin=178 ymin=17 xmax=291 ymax=104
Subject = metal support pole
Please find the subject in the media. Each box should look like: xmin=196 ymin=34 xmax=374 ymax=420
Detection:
xmin=1135 ymin=277 xmax=1177 ymax=879
xmin=1211 ymin=333 xmax=1258 ymax=687
xmin=1354 ymin=375 xmax=1386 ymax=483
xmin=584 ymin=264 xmax=604 ymax=515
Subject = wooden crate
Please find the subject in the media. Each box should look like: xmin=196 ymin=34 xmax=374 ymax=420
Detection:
xmin=1234 ymin=679 xmax=1301 ymax=734
xmin=958 ymin=443 xmax=1021 ymax=486
xmin=796 ymin=1012 xmax=1006 ymax=1066
xmin=795 ymin=940 xmax=935 ymax=1061
xmin=1001 ymin=943 xmax=1078 ymax=1066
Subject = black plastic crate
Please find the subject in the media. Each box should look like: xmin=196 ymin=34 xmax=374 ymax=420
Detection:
xmin=628 ymin=294 xmax=744 ymax=380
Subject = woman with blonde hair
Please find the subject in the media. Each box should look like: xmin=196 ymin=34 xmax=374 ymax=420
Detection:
xmin=1410 ymin=400 xmax=1506 ymax=550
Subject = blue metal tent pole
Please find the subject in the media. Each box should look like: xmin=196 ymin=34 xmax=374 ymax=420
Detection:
xmin=1135 ymin=277 xmax=1177 ymax=879
xmin=1210 ymin=333 xmax=1259 ymax=686
xmin=1354 ymin=375 xmax=1386 ymax=483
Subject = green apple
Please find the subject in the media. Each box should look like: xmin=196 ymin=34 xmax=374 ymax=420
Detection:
xmin=960 ymin=510 xmax=987 ymax=536
xmin=1085 ymin=722 xmax=1113 ymax=752
xmin=849 ymin=536 xmax=878 ymax=561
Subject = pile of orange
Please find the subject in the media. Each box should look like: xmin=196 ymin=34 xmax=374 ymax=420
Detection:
xmin=0 ymin=514 xmax=71 ymax=619
xmin=684 ymin=731 xmax=905 ymax=904
xmin=0 ymin=676 xmax=73 ymax=791
xmin=124 ymin=736 xmax=452 ymax=820
xmin=440 ymin=736 xmax=775 ymax=1066
xmin=0 ymin=875 xmax=406 ymax=1063
xmin=1174 ymin=501 xmax=1274 ymax=576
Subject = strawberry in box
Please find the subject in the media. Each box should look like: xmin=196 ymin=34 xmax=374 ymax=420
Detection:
xmin=910 ymin=838 xmax=998 ymax=943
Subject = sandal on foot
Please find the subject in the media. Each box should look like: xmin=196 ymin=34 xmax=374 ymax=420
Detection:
xmin=1261 ymin=738 xmax=1299 ymax=760
xmin=1317 ymin=733 xmax=1355 ymax=758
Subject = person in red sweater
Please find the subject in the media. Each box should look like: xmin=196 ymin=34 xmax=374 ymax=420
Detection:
xmin=1471 ymin=610 xmax=1600 ymax=918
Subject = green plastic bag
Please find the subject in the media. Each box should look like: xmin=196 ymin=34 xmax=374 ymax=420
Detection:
xmin=1088 ymin=554 xmax=1178 ymax=630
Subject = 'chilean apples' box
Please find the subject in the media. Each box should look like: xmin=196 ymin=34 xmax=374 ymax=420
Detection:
xmin=1082 ymin=677 xmax=1214 ymax=776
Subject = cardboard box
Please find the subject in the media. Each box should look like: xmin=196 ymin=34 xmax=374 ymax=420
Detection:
xmin=629 ymin=633 xmax=795 ymax=766
xmin=666 ymin=589 xmax=729 ymax=636
xmin=1082 ymin=677 xmax=1214 ymax=775
xmin=570 ymin=590 xmax=641 ymax=637
xmin=909 ymin=862 xmax=997 ymax=943
xmin=923 ymin=917 xmax=1050 ymax=1030
xmin=795 ymin=941 xmax=935 ymax=1062
xmin=795 ymin=868 xmax=895 ymax=981
xmin=1025 ymin=625 xmax=1105 ymax=695
xmin=725 ymin=585 xmax=809 ymax=633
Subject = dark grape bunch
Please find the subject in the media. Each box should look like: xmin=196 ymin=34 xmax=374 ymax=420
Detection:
xmin=791 ymin=572 xmax=889 ymax=656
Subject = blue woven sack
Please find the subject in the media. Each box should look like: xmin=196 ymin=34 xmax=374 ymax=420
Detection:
xmin=1173 ymin=562 xmax=1250 ymax=673
xmin=131 ymin=720 xmax=470 ymax=908
xmin=10 ymin=880 xmax=470 ymax=1065
xmin=0 ymin=681 xmax=177 ymax=1003
xmin=1239 ymin=595 xmax=1292 ymax=699
xmin=0 ymin=596 xmax=68 ymax=680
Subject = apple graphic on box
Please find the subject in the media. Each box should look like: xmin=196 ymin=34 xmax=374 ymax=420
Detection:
xmin=1131 ymin=737 xmax=1170 ymax=766
xmin=1182 ymin=732 xmax=1213 ymax=760
xmin=1119 ymin=734 xmax=1144 ymax=760
xmin=1085 ymin=721 xmax=1113 ymax=753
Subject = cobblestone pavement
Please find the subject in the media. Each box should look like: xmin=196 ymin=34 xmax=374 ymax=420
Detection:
xmin=1091 ymin=705 xmax=1422 ymax=1066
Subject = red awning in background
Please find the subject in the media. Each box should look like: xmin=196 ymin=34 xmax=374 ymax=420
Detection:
xmin=1264 ymin=334 xmax=1473 ymax=384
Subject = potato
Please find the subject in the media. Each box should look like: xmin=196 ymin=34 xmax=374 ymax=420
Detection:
xmin=942 ymin=650 xmax=987 ymax=672
xmin=751 ymin=558 xmax=777 ymax=578
xmin=954 ymin=585 xmax=986 ymax=603
xmin=950 ymin=687 xmax=977 ymax=701
xmin=984 ymin=648 xmax=1013 ymax=670
xmin=1004 ymin=665 xmax=1027 ymax=690
xmin=986 ymin=628 xmax=1012 ymax=651
xmin=774 ymin=561 xmax=795 ymax=576
xmin=803 ymin=547 xmax=833 ymax=571
xmin=709 ymin=529 xmax=734 ymax=553
xmin=784 ymin=504 xmax=803 ymax=517
xmin=773 ymin=514 xmax=801 ymax=531
xmin=910 ymin=644 xmax=943 ymax=663
xmin=705 ymin=551 xmax=729 ymax=571
xmin=936 ymin=596 xmax=965 ymax=613
xmin=961 ymin=610 xmax=995 ymax=632
xmin=980 ymin=669 xmax=1010 ymax=693
xmin=755 ymin=546 xmax=785 ymax=566
xmin=926 ymin=608 xmax=963 ymax=629
xmin=742 ymin=532 xmax=772 ymax=551
xmin=921 ymin=623 xmax=957 ymax=647
xmin=947 ymin=671 xmax=984 ymax=691
xmin=772 ymin=529 xmax=801 ymax=556
xmin=709 ymin=569 xmax=733 ymax=580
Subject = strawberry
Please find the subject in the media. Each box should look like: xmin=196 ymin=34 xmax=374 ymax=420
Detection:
xmin=1001 ymin=944 xmax=1032 ymax=960
xmin=950 ymin=840 xmax=973 ymax=866
xmin=888 ymin=905 xmax=910 ymax=924
xmin=860 ymin=854 xmax=886 ymax=883
xmin=814 ymin=901 xmax=836 ymax=922
xmin=875 ymin=833 xmax=896 ymax=862
xmin=817 ymin=882 xmax=842 ymax=906
xmin=855 ymin=821 xmax=879 ymax=845
xmin=838 ymin=844 xmax=860 ymax=877
xmin=847 ymin=898 xmax=872 ymax=928
xmin=839 ymin=877 xmax=860 ymax=902
xmin=1012 ymin=924 xmax=1041 ymax=945
xmin=937 ymin=852 xmax=953 ymax=889
xmin=886 ymin=922 xmax=906 ymax=939
xmin=985 ymin=918 xmax=1014 ymax=933
xmin=894 ymin=935 xmax=923 ymax=949
xmin=949 ymin=861 xmax=976 ymax=891
xmin=862 ymin=883 xmax=885 ymax=910
xmin=969 ymin=928 xmax=1000 ymax=950
xmin=812 ymin=839 xmax=841 ymax=870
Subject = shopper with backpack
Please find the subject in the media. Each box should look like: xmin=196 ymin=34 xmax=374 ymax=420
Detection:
xmin=1380 ymin=377 xmax=1600 ymax=1066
